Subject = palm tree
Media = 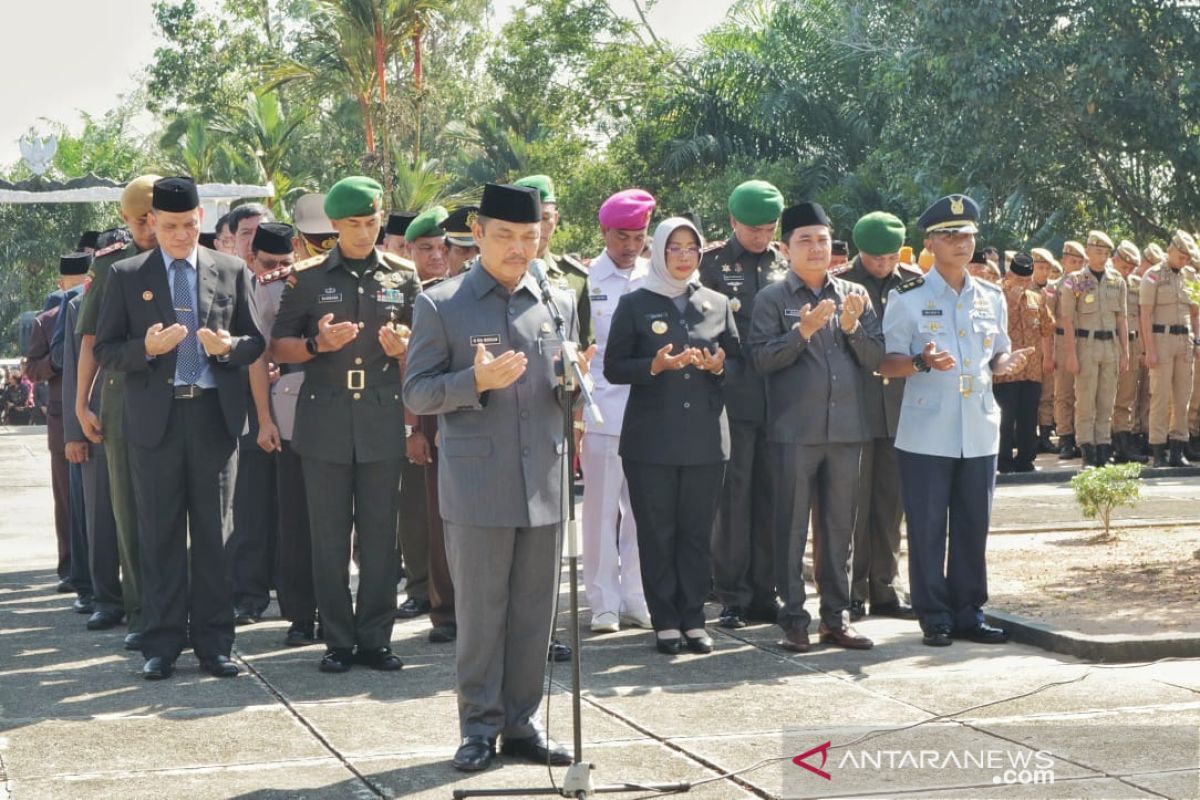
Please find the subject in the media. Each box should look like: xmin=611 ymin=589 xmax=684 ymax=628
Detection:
xmin=160 ymin=115 xmax=242 ymax=182
xmin=234 ymin=90 xmax=314 ymax=213
xmin=389 ymin=155 xmax=480 ymax=213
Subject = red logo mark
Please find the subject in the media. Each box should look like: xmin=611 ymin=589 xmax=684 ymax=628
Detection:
xmin=792 ymin=741 xmax=832 ymax=781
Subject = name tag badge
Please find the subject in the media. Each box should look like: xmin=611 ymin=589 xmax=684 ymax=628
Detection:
xmin=591 ymin=294 xmax=608 ymax=302
xmin=376 ymin=288 xmax=404 ymax=304
xmin=921 ymin=309 xmax=943 ymax=316
xmin=319 ymin=288 xmax=342 ymax=304
xmin=783 ymin=308 xmax=803 ymax=318
xmin=470 ymin=334 xmax=501 ymax=346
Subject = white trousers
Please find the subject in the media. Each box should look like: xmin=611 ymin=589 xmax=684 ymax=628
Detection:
xmin=580 ymin=433 xmax=647 ymax=616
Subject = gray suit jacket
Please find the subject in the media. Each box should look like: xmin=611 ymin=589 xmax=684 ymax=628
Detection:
xmin=61 ymin=294 xmax=90 ymax=444
xmin=403 ymin=264 xmax=578 ymax=528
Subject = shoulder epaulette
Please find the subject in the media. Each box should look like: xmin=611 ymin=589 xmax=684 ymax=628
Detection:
xmin=558 ymin=253 xmax=589 ymax=275
xmin=702 ymin=240 xmax=726 ymax=254
xmin=92 ymin=240 xmax=128 ymax=259
xmin=830 ymin=262 xmax=853 ymax=277
xmin=380 ymin=251 xmax=417 ymax=272
xmin=896 ymin=275 xmax=925 ymax=294
xmin=292 ymin=254 xmax=326 ymax=273
xmin=259 ymin=265 xmax=294 ymax=285
xmin=976 ymin=277 xmax=1002 ymax=292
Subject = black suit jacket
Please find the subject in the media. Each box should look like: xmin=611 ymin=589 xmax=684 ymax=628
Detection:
xmin=93 ymin=247 xmax=265 ymax=448
xmin=603 ymin=285 xmax=741 ymax=466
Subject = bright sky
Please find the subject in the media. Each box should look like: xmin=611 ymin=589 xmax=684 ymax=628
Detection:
xmin=0 ymin=0 xmax=730 ymax=170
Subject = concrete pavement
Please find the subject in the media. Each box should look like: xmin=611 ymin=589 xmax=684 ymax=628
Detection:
xmin=2 ymin=425 xmax=1198 ymax=799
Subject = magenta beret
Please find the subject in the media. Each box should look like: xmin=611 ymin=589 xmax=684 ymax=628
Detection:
xmin=598 ymin=189 xmax=656 ymax=230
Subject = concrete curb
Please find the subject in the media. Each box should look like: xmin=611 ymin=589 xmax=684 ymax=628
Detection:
xmin=985 ymin=609 xmax=1200 ymax=663
xmin=996 ymin=464 xmax=1200 ymax=485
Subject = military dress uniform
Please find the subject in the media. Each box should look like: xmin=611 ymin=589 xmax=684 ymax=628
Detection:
xmin=699 ymin=235 xmax=789 ymax=624
xmin=883 ymin=194 xmax=1011 ymax=645
xmin=1061 ymin=254 xmax=1128 ymax=466
xmin=271 ymin=243 xmax=420 ymax=662
xmin=546 ymin=252 xmax=591 ymax=344
xmin=1139 ymin=239 xmax=1200 ymax=466
xmin=1048 ymin=253 xmax=1080 ymax=458
xmin=1112 ymin=256 xmax=1148 ymax=462
xmin=993 ymin=265 xmax=1055 ymax=471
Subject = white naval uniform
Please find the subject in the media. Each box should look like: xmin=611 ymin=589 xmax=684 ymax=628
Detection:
xmin=581 ymin=251 xmax=650 ymax=619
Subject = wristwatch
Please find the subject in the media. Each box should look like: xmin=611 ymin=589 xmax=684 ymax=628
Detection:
xmin=912 ymin=352 xmax=931 ymax=373
xmin=304 ymin=336 xmax=320 ymax=356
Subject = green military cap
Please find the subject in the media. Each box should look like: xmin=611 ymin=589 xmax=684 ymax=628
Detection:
xmin=514 ymin=174 xmax=556 ymax=205
xmin=852 ymin=211 xmax=906 ymax=256
xmin=405 ymin=205 xmax=449 ymax=242
xmin=728 ymin=180 xmax=784 ymax=226
xmin=324 ymin=176 xmax=384 ymax=220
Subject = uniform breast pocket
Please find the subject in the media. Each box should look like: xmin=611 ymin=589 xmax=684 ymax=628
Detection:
xmin=918 ymin=320 xmax=949 ymax=339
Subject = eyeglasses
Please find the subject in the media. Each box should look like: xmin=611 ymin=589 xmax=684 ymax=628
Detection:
xmin=665 ymin=245 xmax=701 ymax=257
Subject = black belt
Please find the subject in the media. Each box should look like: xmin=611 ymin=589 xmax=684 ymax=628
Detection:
xmin=173 ymin=384 xmax=213 ymax=400
xmin=1075 ymin=329 xmax=1114 ymax=341
xmin=1054 ymin=327 xmax=1065 ymax=335
xmin=1151 ymin=324 xmax=1190 ymax=335
xmin=1129 ymin=332 xmax=1138 ymax=341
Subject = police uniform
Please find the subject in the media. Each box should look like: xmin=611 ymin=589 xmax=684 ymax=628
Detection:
xmin=882 ymin=194 xmax=1010 ymax=646
xmin=699 ymin=180 xmax=789 ymax=627
xmin=994 ymin=256 xmax=1055 ymax=471
xmin=1110 ymin=242 xmax=1148 ymax=463
xmin=1050 ymin=241 xmax=1085 ymax=459
xmin=1139 ymin=231 xmax=1200 ymax=466
xmin=1060 ymin=232 xmax=1128 ymax=466
xmin=271 ymin=178 xmax=421 ymax=668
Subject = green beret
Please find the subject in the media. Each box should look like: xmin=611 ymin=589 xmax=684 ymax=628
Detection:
xmin=728 ymin=180 xmax=784 ymax=226
xmin=852 ymin=212 xmax=906 ymax=256
xmin=405 ymin=205 xmax=449 ymax=242
xmin=324 ymin=176 xmax=384 ymax=220
xmin=514 ymin=174 xmax=556 ymax=204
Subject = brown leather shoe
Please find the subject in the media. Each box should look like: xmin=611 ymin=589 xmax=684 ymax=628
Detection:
xmin=818 ymin=623 xmax=874 ymax=650
xmin=778 ymin=628 xmax=811 ymax=653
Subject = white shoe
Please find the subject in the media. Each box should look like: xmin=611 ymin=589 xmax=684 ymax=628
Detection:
xmin=620 ymin=610 xmax=653 ymax=629
xmin=590 ymin=611 xmax=620 ymax=633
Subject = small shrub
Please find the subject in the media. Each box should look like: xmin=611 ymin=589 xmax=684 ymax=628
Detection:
xmin=1070 ymin=463 xmax=1144 ymax=541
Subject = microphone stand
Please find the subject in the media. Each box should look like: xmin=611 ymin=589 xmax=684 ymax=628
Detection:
xmin=456 ymin=270 xmax=690 ymax=799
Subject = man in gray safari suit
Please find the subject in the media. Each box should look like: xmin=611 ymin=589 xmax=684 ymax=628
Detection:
xmin=404 ymin=183 xmax=593 ymax=772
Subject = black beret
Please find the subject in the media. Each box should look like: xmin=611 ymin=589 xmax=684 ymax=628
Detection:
xmin=152 ymin=176 xmax=200 ymax=213
xmin=780 ymin=202 xmax=832 ymax=234
xmin=386 ymin=212 xmax=418 ymax=237
xmin=253 ymin=222 xmax=296 ymax=255
xmin=59 ymin=252 xmax=92 ymax=276
xmin=479 ymin=183 xmax=541 ymax=224
xmin=970 ymin=250 xmax=988 ymax=265
xmin=77 ymin=231 xmax=101 ymax=250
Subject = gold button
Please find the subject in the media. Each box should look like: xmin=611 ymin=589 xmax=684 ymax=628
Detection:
xmin=355 ymin=357 xmax=363 ymax=365
xmin=353 ymin=392 xmax=361 ymax=400
xmin=965 ymin=358 xmax=972 ymax=366
xmin=959 ymin=330 xmax=966 ymax=337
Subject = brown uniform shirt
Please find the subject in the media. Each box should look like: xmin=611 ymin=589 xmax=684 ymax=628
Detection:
xmin=1061 ymin=264 xmax=1126 ymax=334
xmin=995 ymin=282 xmax=1054 ymax=383
xmin=1139 ymin=264 xmax=1198 ymax=329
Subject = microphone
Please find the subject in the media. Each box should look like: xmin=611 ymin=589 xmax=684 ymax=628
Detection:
xmin=528 ymin=258 xmax=553 ymax=301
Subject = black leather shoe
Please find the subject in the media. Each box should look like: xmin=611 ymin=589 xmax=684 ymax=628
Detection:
xmin=848 ymin=599 xmax=866 ymax=621
xmin=953 ymin=623 xmax=1009 ymax=644
xmin=87 ymin=610 xmax=124 ymax=630
xmin=746 ymin=600 xmax=783 ymax=624
xmin=199 ymin=655 xmax=240 ymax=678
xmin=684 ymin=632 xmax=714 ymax=654
xmin=56 ymin=579 xmax=74 ymax=594
xmin=452 ymin=736 xmax=496 ymax=772
xmin=501 ymin=731 xmax=571 ymax=766
xmin=356 ymin=646 xmax=403 ymax=671
xmin=234 ymin=608 xmax=261 ymax=626
xmin=284 ymin=622 xmax=316 ymax=647
xmin=655 ymin=636 xmax=684 ymax=655
xmin=922 ymin=625 xmax=953 ymax=647
xmin=396 ymin=596 xmax=431 ymax=618
xmin=142 ymin=656 xmax=174 ymax=680
xmin=124 ymin=632 xmax=143 ymax=651
xmin=319 ymin=648 xmax=355 ymax=673
xmin=429 ymin=623 xmax=457 ymax=643
xmin=547 ymin=639 xmax=571 ymax=662
xmin=869 ymin=602 xmax=918 ymax=620
xmin=72 ymin=595 xmax=95 ymax=614
xmin=717 ymin=606 xmax=748 ymax=629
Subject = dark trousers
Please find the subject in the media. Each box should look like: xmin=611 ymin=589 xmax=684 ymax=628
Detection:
xmin=127 ymin=392 xmax=237 ymax=661
xmin=896 ymin=448 xmax=995 ymax=633
xmin=624 ymin=459 xmax=724 ymax=632
xmin=711 ymin=419 xmax=775 ymax=610
xmin=995 ymin=381 xmax=1042 ymax=470
xmin=275 ymin=441 xmax=315 ymax=624
xmin=102 ymin=380 xmax=142 ymax=631
xmin=49 ymin=423 xmax=71 ymax=580
xmin=301 ymin=456 xmax=401 ymax=651
xmin=425 ymin=434 xmax=455 ymax=627
xmin=397 ymin=458 xmax=430 ymax=601
xmin=82 ymin=441 xmax=123 ymax=615
xmin=852 ymin=437 xmax=903 ymax=606
xmin=227 ymin=432 xmax=278 ymax=615
xmin=773 ymin=442 xmax=861 ymax=632
xmin=67 ymin=463 xmax=91 ymax=597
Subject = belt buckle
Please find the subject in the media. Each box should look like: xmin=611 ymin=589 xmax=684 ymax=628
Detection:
xmin=175 ymin=384 xmax=198 ymax=399
xmin=347 ymin=370 xmax=365 ymax=391
xmin=959 ymin=375 xmax=974 ymax=398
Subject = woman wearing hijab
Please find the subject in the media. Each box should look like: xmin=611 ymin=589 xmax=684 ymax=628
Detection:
xmin=603 ymin=216 xmax=740 ymax=655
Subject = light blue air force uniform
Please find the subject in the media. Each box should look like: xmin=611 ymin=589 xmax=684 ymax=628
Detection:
xmin=884 ymin=268 xmax=1011 ymax=458
xmin=883 ymin=267 xmax=1012 ymax=634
